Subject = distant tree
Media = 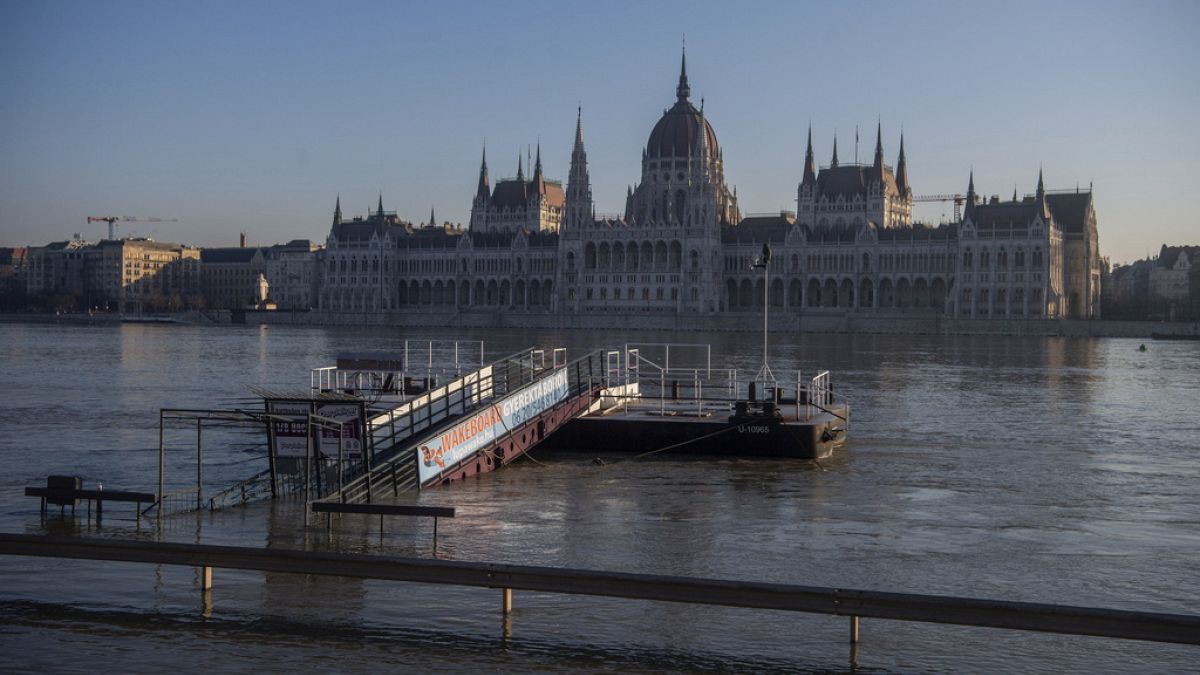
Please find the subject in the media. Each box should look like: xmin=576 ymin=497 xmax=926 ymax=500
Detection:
xmin=1190 ymin=263 xmax=1200 ymax=321
xmin=143 ymin=291 xmax=168 ymax=312
xmin=185 ymin=292 xmax=207 ymax=310
xmin=0 ymin=277 xmax=26 ymax=311
xmin=49 ymin=293 xmax=79 ymax=313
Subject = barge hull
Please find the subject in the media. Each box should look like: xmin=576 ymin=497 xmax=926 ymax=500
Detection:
xmin=541 ymin=413 xmax=846 ymax=460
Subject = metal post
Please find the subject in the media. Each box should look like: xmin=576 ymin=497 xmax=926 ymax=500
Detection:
xmin=267 ymin=415 xmax=277 ymax=500
xmin=158 ymin=410 xmax=165 ymax=523
xmin=363 ymin=408 xmax=373 ymax=504
xmin=313 ymin=417 xmax=323 ymax=497
xmin=796 ymin=370 xmax=802 ymax=421
xmin=502 ymin=587 xmax=513 ymax=616
xmin=304 ymin=415 xmax=312 ymax=525
xmin=337 ymin=424 xmax=344 ymax=500
xmin=763 ymin=259 xmax=768 ymax=373
xmin=196 ymin=419 xmax=203 ymax=511
xmin=201 ymin=565 xmax=213 ymax=591
xmin=850 ymin=615 xmax=860 ymax=643
xmin=660 ymin=370 xmax=665 ymax=416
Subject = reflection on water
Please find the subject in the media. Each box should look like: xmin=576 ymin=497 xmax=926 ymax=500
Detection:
xmin=1 ymin=323 xmax=1198 ymax=672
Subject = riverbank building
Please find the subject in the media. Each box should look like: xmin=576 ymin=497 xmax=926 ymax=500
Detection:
xmin=317 ymin=53 xmax=1101 ymax=323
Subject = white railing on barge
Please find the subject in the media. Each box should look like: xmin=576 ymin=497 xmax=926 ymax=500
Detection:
xmin=311 ymin=339 xmax=485 ymax=398
xmin=596 ymin=343 xmax=848 ymax=426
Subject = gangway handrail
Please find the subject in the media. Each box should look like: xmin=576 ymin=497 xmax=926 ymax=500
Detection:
xmin=322 ymin=348 xmax=605 ymax=504
xmin=392 ymin=349 xmax=604 ymax=491
xmin=362 ymin=342 xmax=555 ymax=452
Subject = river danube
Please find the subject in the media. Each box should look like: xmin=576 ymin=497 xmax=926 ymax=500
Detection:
xmin=0 ymin=322 xmax=1196 ymax=673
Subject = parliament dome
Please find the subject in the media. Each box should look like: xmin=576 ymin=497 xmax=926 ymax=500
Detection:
xmin=645 ymin=53 xmax=719 ymax=160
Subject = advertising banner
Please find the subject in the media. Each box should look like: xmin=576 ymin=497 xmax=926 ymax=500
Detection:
xmin=265 ymin=400 xmax=313 ymax=458
xmin=315 ymin=402 xmax=365 ymax=458
xmin=417 ymin=369 xmax=570 ymax=484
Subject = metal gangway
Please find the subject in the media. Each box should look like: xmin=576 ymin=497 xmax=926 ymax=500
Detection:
xmin=154 ymin=343 xmax=609 ymax=516
xmin=305 ymin=346 xmax=609 ymax=506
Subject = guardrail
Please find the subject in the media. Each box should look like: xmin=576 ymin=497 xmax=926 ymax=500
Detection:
xmin=0 ymin=533 xmax=1196 ymax=656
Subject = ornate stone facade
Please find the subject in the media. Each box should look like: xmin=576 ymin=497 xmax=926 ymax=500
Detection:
xmin=469 ymin=148 xmax=564 ymax=235
xmin=316 ymin=53 xmax=1101 ymax=322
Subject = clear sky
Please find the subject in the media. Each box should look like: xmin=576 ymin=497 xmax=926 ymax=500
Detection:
xmin=1 ymin=0 xmax=1196 ymax=264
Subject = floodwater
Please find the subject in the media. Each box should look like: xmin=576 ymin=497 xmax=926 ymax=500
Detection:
xmin=0 ymin=322 xmax=1197 ymax=673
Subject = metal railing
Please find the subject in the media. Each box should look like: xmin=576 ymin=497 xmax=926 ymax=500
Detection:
xmin=601 ymin=344 xmax=850 ymax=424
xmin=318 ymin=347 xmax=604 ymax=504
xmin=1 ymin=533 xmax=1195 ymax=653
xmin=311 ymin=340 xmax=485 ymax=398
xmin=207 ymin=469 xmax=308 ymax=511
xmin=304 ymin=352 xmax=523 ymax=504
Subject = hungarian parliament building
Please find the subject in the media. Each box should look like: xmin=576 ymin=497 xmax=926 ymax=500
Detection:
xmin=318 ymin=55 xmax=1102 ymax=323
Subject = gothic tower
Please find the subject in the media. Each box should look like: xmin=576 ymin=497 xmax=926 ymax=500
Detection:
xmin=469 ymin=147 xmax=489 ymax=230
xmin=565 ymin=107 xmax=593 ymax=235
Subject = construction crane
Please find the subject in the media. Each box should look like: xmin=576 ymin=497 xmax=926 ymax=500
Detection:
xmin=912 ymin=194 xmax=966 ymax=222
xmin=87 ymin=216 xmax=179 ymax=241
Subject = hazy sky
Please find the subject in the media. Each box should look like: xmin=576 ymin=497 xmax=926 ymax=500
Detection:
xmin=1 ymin=0 xmax=1196 ymax=264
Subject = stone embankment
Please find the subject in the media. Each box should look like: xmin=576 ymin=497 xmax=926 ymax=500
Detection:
xmin=0 ymin=309 xmax=232 ymax=325
xmin=244 ymin=309 xmax=1200 ymax=338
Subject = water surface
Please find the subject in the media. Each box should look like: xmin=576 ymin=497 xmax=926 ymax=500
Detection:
xmin=0 ymin=323 xmax=1196 ymax=673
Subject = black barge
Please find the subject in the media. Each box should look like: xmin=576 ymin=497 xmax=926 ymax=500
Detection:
xmin=540 ymin=344 xmax=850 ymax=460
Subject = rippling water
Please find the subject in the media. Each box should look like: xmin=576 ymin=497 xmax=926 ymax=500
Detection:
xmin=0 ymin=322 xmax=1197 ymax=673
